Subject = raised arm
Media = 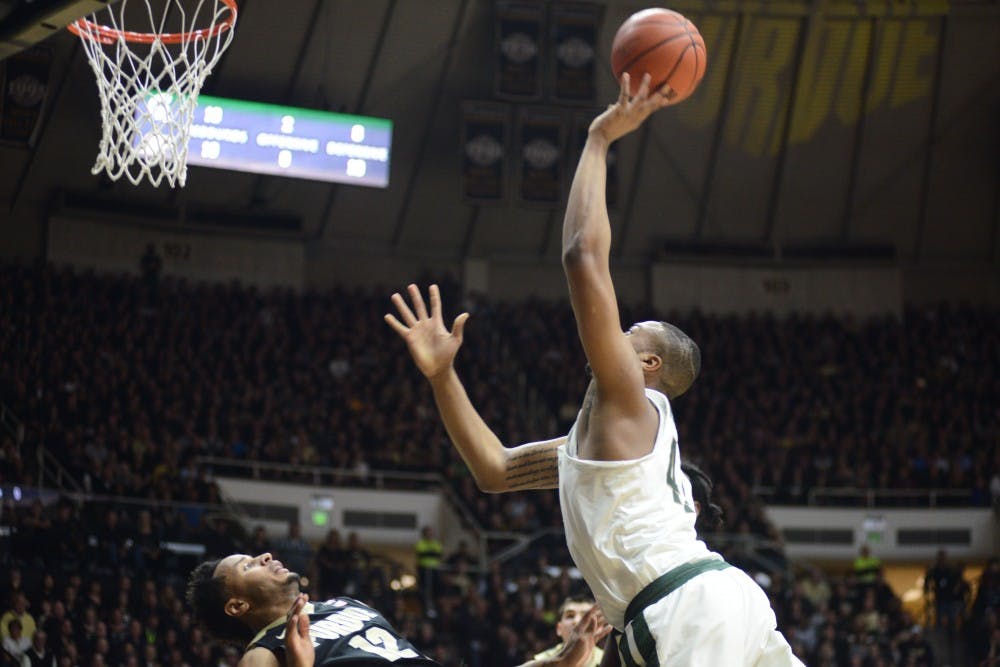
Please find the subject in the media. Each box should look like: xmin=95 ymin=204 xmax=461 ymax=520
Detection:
xmin=561 ymin=74 xmax=671 ymax=412
xmin=385 ymin=284 xmax=562 ymax=493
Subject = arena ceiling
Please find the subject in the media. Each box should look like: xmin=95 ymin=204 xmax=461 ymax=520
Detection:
xmin=1 ymin=0 xmax=999 ymax=267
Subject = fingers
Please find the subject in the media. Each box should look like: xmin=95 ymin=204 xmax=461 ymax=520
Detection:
xmin=384 ymin=313 xmax=409 ymax=336
xmin=407 ymin=284 xmax=428 ymax=320
xmin=653 ymin=82 xmax=674 ymax=109
xmin=286 ymin=592 xmax=308 ymax=627
xmin=618 ymin=72 xmax=630 ymax=104
xmin=451 ymin=312 xmax=470 ymax=342
xmin=429 ymin=284 xmax=442 ymax=320
xmin=296 ymin=606 xmax=310 ymax=638
xmin=390 ymin=292 xmax=417 ymax=326
xmin=636 ymin=72 xmax=651 ymax=100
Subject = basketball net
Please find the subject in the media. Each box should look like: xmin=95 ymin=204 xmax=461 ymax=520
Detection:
xmin=69 ymin=0 xmax=238 ymax=187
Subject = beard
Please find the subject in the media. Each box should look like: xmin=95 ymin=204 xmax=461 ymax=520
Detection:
xmin=282 ymin=572 xmax=302 ymax=592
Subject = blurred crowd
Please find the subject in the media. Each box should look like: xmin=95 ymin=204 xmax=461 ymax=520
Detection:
xmin=1 ymin=264 xmax=996 ymax=523
xmin=2 ymin=499 xmax=1000 ymax=667
xmin=1 ymin=262 xmax=999 ymax=666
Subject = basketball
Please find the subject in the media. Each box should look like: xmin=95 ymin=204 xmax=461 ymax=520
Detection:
xmin=611 ymin=8 xmax=707 ymax=104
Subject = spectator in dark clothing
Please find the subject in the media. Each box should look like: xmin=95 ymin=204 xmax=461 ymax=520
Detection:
xmin=314 ymin=530 xmax=348 ymax=601
xmin=22 ymin=629 xmax=55 ymax=667
xmin=139 ymin=244 xmax=163 ymax=290
xmin=446 ymin=541 xmax=477 ymax=571
xmin=271 ymin=521 xmax=314 ymax=586
xmin=972 ymin=558 xmax=1000 ymax=622
xmin=924 ymin=549 xmax=968 ymax=633
xmin=343 ymin=532 xmax=372 ymax=598
xmin=200 ymin=517 xmax=238 ymax=561
xmin=245 ymin=525 xmax=272 ymax=557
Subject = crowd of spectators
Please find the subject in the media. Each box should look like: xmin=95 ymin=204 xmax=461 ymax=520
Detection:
xmin=1 ymin=262 xmax=999 ymax=665
xmin=3 ymin=499 xmax=1000 ymax=667
xmin=2 ymin=264 xmax=995 ymax=526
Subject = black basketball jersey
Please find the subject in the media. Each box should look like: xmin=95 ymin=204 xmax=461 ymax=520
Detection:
xmin=248 ymin=598 xmax=438 ymax=667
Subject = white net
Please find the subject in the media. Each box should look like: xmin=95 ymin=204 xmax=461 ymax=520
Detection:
xmin=71 ymin=0 xmax=237 ymax=187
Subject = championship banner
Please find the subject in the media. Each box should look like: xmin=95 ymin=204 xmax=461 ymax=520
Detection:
xmin=1 ymin=46 xmax=52 ymax=146
xmin=518 ymin=107 xmax=565 ymax=206
xmin=550 ymin=3 xmax=601 ymax=103
xmin=494 ymin=2 xmax=544 ymax=100
xmin=572 ymin=111 xmax=618 ymax=209
xmin=461 ymin=102 xmax=509 ymax=203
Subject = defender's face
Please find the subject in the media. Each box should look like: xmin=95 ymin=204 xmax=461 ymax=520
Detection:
xmin=556 ymin=602 xmax=594 ymax=641
xmin=214 ymin=552 xmax=300 ymax=601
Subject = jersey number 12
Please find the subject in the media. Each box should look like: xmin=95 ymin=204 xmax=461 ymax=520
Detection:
xmin=348 ymin=628 xmax=420 ymax=662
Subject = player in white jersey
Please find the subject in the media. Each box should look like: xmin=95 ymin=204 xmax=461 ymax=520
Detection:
xmin=386 ymin=73 xmax=802 ymax=666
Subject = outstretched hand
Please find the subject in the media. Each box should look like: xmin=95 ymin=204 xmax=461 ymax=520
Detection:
xmin=385 ymin=284 xmax=470 ymax=381
xmin=589 ymin=72 xmax=672 ymax=144
xmin=284 ymin=593 xmax=313 ymax=667
xmin=552 ymin=606 xmax=613 ymax=667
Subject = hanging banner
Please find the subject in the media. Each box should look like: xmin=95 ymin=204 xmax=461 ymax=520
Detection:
xmin=1 ymin=45 xmax=52 ymax=146
xmin=572 ymin=111 xmax=618 ymax=209
xmin=550 ymin=3 xmax=601 ymax=104
xmin=518 ymin=107 xmax=564 ymax=206
xmin=461 ymin=102 xmax=509 ymax=203
xmin=494 ymin=2 xmax=544 ymax=100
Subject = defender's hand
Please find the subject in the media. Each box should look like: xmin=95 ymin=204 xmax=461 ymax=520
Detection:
xmin=285 ymin=593 xmax=313 ymax=667
xmin=589 ymin=73 xmax=672 ymax=144
xmin=553 ymin=606 xmax=613 ymax=667
xmin=385 ymin=284 xmax=470 ymax=381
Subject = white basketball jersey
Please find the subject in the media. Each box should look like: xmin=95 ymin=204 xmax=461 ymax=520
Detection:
xmin=557 ymin=388 xmax=716 ymax=631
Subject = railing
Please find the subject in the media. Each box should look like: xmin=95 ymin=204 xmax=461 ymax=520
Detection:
xmin=0 ymin=401 xmax=25 ymax=449
xmin=36 ymin=446 xmax=85 ymax=494
xmin=60 ymin=491 xmax=233 ymax=516
xmin=197 ymin=456 xmax=491 ymax=566
xmin=197 ymin=456 xmax=442 ymax=490
xmin=753 ymin=486 xmax=979 ymax=508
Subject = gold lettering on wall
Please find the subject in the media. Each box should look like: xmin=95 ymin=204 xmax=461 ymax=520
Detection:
xmin=724 ymin=18 xmax=798 ymax=156
xmin=892 ymin=20 xmax=938 ymax=107
xmin=669 ymin=14 xmax=942 ymax=156
xmin=789 ymin=20 xmax=852 ymax=143
xmin=866 ymin=20 xmax=902 ymax=110
xmin=675 ymin=14 xmax=737 ymax=128
xmin=834 ymin=19 xmax=873 ymax=126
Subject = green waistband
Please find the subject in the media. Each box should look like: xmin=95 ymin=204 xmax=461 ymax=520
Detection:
xmin=624 ymin=558 xmax=731 ymax=627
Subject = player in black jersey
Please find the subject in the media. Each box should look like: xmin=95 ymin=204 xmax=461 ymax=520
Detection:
xmin=186 ymin=552 xmax=438 ymax=667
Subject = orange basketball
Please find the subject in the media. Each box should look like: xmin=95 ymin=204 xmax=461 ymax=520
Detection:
xmin=611 ymin=8 xmax=707 ymax=104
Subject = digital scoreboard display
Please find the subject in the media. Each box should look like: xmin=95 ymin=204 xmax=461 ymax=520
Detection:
xmin=181 ymin=96 xmax=392 ymax=187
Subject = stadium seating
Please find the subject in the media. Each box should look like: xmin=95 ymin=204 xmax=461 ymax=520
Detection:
xmin=2 ymin=263 xmax=997 ymax=666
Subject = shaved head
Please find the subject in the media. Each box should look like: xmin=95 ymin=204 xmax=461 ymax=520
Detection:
xmin=629 ymin=321 xmax=700 ymax=398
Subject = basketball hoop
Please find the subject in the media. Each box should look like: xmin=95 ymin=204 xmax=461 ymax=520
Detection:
xmin=69 ymin=0 xmax=238 ymax=187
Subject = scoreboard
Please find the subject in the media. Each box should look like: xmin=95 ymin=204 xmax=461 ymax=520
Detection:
xmin=180 ymin=96 xmax=392 ymax=187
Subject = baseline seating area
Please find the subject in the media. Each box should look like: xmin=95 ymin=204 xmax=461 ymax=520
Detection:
xmin=2 ymin=263 xmax=999 ymax=666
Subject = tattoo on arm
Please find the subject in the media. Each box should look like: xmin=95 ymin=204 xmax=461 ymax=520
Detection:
xmin=505 ymin=444 xmax=560 ymax=491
